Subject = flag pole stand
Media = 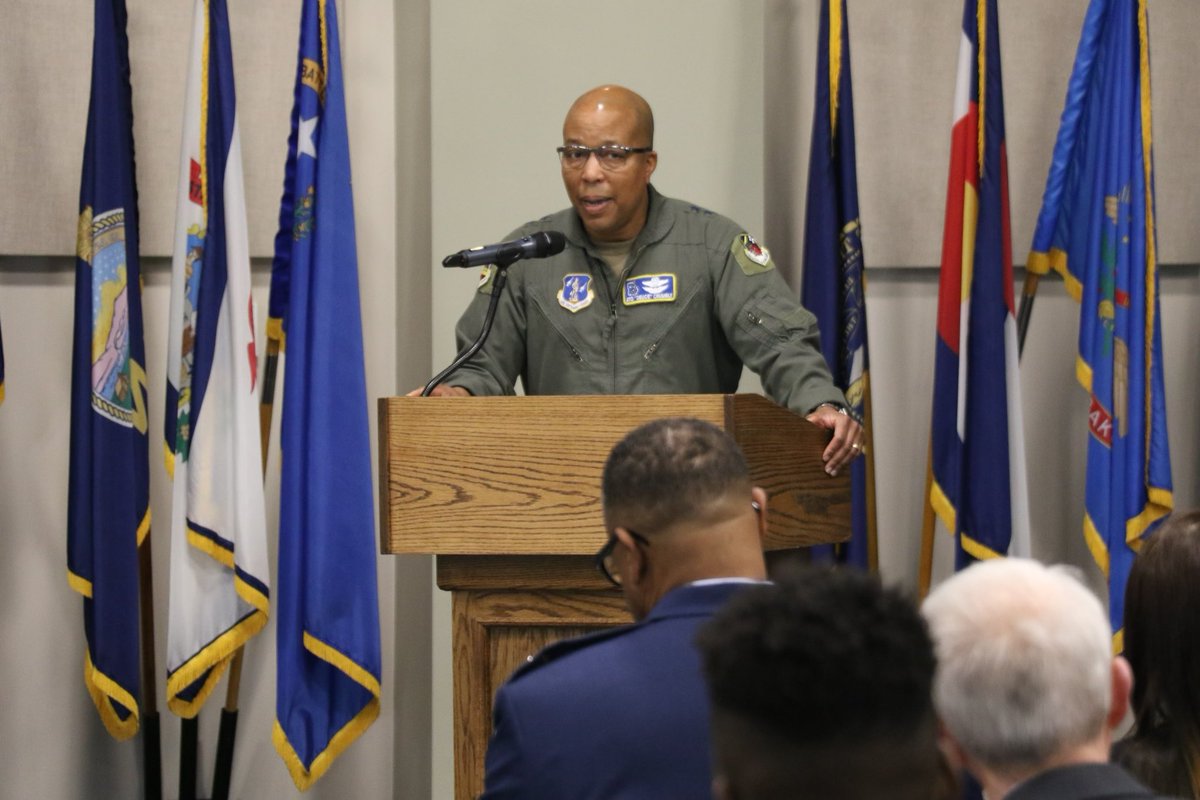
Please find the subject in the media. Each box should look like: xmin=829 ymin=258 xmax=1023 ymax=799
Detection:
xmin=139 ymin=537 xmax=162 ymax=800
xmin=209 ymin=335 xmax=281 ymax=800
xmin=1016 ymin=270 xmax=1041 ymax=358
xmin=180 ymin=714 xmax=199 ymax=800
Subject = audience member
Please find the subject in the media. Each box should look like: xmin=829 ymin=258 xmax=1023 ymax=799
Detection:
xmin=923 ymin=558 xmax=1168 ymax=799
xmin=695 ymin=565 xmax=952 ymax=800
xmin=479 ymin=417 xmax=769 ymax=799
xmin=1114 ymin=509 xmax=1200 ymax=798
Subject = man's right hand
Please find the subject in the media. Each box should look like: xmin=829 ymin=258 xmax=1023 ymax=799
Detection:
xmin=405 ymin=384 xmax=471 ymax=397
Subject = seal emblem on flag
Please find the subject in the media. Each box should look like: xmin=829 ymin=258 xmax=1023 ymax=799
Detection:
xmin=557 ymin=273 xmax=594 ymax=312
xmin=88 ymin=208 xmax=138 ymax=426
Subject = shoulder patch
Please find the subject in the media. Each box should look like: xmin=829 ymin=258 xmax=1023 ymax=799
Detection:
xmin=476 ymin=265 xmax=496 ymax=294
xmin=731 ymin=233 xmax=775 ymax=275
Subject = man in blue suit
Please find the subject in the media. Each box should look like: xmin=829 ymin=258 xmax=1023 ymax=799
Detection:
xmin=480 ymin=417 xmax=769 ymax=799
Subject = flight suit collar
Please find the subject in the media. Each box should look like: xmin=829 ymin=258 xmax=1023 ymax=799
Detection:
xmin=564 ymin=185 xmax=677 ymax=256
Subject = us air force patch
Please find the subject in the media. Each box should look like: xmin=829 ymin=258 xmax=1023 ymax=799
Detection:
xmin=732 ymin=233 xmax=775 ymax=275
xmin=623 ymin=274 xmax=677 ymax=305
xmin=557 ymin=273 xmax=595 ymax=312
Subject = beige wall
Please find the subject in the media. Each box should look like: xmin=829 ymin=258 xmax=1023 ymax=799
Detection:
xmin=0 ymin=0 xmax=1197 ymax=798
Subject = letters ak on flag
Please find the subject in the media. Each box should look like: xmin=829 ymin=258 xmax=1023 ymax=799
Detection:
xmin=163 ymin=0 xmax=269 ymax=717
xmin=923 ymin=0 xmax=1030 ymax=589
xmin=1027 ymin=0 xmax=1171 ymax=648
xmin=271 ymin=0 xmax=382 ymax=788
xmin=67 ymin=0 xmax=150 ymax=741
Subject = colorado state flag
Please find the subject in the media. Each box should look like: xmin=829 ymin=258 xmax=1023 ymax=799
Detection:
xmin=1027 ymin=0 xmax=1172 ymax=648
xmin=67 ymin=0 xmax=150 ymax=741
xmin=163 ymin=0 xmax=269 ymax=717
xmin=922 ymin=0 xmax=1030 ymax=590
xmin=801 ymin=0 xmax=877 ymax=571
xmin=271 ymin=0 xmax=382 ymax=788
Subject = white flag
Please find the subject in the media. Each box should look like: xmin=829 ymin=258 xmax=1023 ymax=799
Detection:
xmin=164 ymin=0 xmax=269 ymax=716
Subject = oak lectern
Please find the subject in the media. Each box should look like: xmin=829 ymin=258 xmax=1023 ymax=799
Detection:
xmin=378 ymin=394 xmax=850 ymax=800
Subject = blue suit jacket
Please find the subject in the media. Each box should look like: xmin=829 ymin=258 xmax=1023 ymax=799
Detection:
xmin=480 ymin=581 xmax=755 ymax=800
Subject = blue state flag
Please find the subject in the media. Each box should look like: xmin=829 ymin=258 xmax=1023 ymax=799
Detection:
xmin=1028 ymin=0 xmax=1172 ymax=649
xmin=801 ymin=0 xmax=877 ymax=571
xmin=67 ymin=0 xmax=150 ymax=741
xmin=272 ymin=0 xmax=382 ymax=788
xmin=921 ymin=0 xmax=1030 ymax=593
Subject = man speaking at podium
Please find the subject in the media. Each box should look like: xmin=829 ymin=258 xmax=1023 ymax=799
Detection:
xmin=426 ymin=85 xmax=862 ymax=476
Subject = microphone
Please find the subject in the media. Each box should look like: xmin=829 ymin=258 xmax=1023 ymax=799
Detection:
xmin=442 ymin=231 xmax=566 ymax=268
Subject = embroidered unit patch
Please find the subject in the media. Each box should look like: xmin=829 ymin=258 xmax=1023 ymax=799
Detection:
xmin=731 ymin=233 xmax=775 ymax=275
xmin=557 ymin=273 xmax=595 ymax=312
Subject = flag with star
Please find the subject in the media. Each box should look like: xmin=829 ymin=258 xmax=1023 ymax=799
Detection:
xmin=67 ymin=0 xmax=150 ymax=740
xmin=271 ymin=0 xmax=382 ymax=788
xmin=801 ymin=0 xmax=877 ymax=571
xmin=1027 ymin=0 xmax=1172 ymax=649
xmin=920 ymin=0 xmax=1030 ymax=594
xmin=162 ymin=0 xmax=269 ymax=717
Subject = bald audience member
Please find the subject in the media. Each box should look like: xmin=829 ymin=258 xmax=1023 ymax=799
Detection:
xmin=422 ymin=84 xmax=863 ymax=477
xmin=696 ymin=566 xmax=953 ymax=800
xmin=923 ymin=558 xmax=1169 ymax=799
xmin=480 ymin=417 xmax=769 ymax=799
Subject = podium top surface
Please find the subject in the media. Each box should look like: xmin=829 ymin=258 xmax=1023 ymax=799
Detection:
xmin=377 ymin=394 xmax=849 ymax=556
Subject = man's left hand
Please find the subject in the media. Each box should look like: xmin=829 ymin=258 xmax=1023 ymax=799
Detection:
xmin=804 ymin=404 xmax=864 ymax=477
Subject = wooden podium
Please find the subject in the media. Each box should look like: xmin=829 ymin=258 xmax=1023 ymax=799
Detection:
xmin=378 ymin=394 xmax=850 ymax=799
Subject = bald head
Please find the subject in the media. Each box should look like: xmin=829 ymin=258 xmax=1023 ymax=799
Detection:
xmin=565 ymin=85 xmax=654 ymax=147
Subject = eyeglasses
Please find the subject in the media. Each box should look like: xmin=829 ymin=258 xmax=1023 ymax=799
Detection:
xmin=557 ymin=144 xmax=653 ymax=171
xmin=595 ymin=502 xmax=763 ymax=587
xmin=594 ymin=529 xmax=651 ymax=587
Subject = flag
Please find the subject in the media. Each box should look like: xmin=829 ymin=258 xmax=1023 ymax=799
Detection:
xmin=1027 ymin=0 xmax=1172 ymax=648
xmin=163 ymin=0 xmax=269 ymax=717
xmin=272 ymin=0 xmax=381 ymax=788
xmin=67 ymin=0 xmax=150 ymax=740
xmin=921 ymin=0 xmax=1030 ymax=592
xmin=801 ymin=0 xmax=877 ymax=571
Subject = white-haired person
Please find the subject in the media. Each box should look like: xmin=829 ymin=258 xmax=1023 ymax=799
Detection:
xmin=922 ymin=558 xmax=1169 ymax=799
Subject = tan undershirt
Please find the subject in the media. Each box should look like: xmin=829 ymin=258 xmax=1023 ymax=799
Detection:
xmin=592 ymin=237 xmax=635 ymax=277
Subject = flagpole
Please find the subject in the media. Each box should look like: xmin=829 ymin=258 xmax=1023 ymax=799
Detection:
xmin=918 ymin=443 xmax=936 ymax=600
xmin=862 ymin=376 xmax=879 ymax=573
xmin=179 ymin=715 xmax=198 ymax=800
xmin=210 ymin=333 xmax=281 ymax=800
xmin=138 ymin=537 xmax=162 ymax=800
xmin=1015 ymin=270 xmax=1040 ymax=358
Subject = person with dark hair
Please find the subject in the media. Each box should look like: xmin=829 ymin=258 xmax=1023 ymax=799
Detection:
xmin=695 ymin=566 xmax=950 ymax=800
xmin=1114 ymin=509 xmax=1200 ymax=798
xmin=480 ymin=417 xmax=769 ymax=799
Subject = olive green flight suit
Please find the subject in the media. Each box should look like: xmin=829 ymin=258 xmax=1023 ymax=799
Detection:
xmin=448 ymin=186 xmax=846 ymax=416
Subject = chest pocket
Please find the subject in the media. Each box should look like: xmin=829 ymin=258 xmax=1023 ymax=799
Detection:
xmin=637 ymin=276 xmax=707 ymax=360
xmin=526 ymin=284 xmax=594 ymax=364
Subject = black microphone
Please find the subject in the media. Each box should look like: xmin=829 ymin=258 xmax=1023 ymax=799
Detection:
xmin=442 ymin=231 xmax=566 ymax=268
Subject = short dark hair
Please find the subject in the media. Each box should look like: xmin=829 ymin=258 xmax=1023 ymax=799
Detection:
xmin=601 ymin=417 xmax=750 ymax=533
xmin=696 ymin=566 xmax=943 ymax=800
xmin=1117 ymin=510 xmax=1200 ymax=797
